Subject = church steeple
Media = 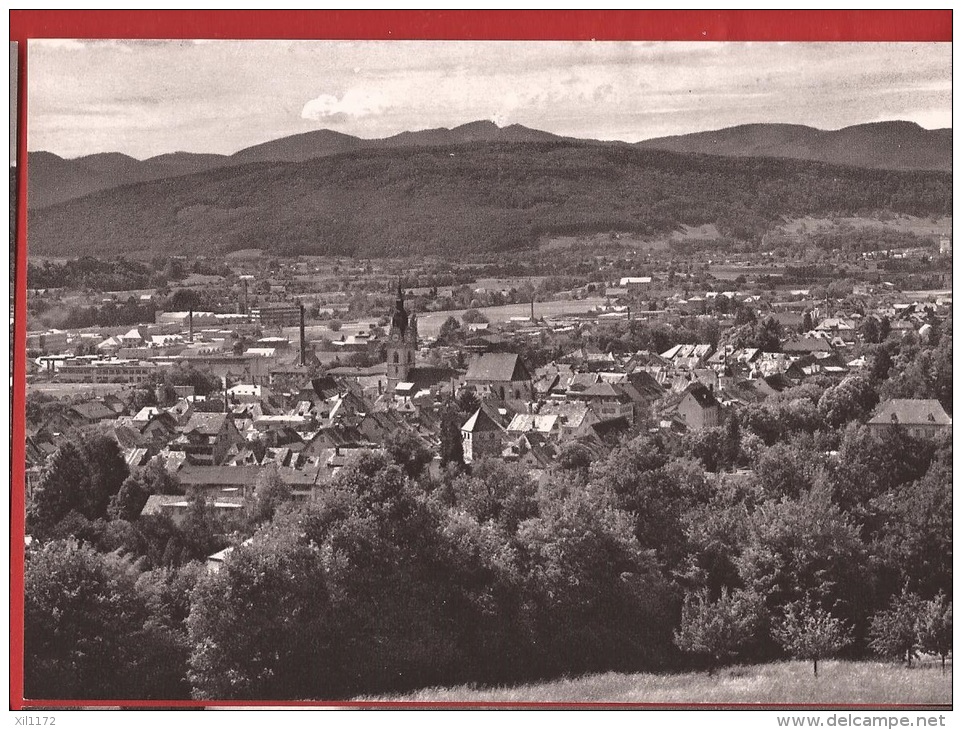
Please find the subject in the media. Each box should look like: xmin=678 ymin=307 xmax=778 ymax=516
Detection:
xmin=387 ymin=277 xmax=417 ymax=390
xmin=390 ymin=278 xmax=409 ymax=337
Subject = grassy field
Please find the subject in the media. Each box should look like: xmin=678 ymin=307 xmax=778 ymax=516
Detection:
xmin=356 ymin=660 xmax=951 ymax=706
xmin=779 ymin=215 xmax=952 ymax=238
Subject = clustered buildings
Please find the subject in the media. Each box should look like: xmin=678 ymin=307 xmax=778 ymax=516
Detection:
xmin=25 ymin=275 xmax=952 ymax=530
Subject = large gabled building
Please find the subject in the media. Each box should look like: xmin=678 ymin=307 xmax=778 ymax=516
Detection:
xmin=463 ymin=352 xmax=533 ymax=402
xmin=867 ymin=399 xmax=952 ymax=439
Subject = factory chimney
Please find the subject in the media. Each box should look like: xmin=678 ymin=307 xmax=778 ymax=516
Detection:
xmin=299 ymin=303 xmax=306 ymax=367
xmin=242 ymin=278 xmax=249 ymax=315
xmin=530 ymin=295 xmax=535 ymax=322
xmin=188 ymin=308 xmax=194 ymax=343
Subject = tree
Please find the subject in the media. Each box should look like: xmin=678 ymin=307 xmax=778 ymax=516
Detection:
xmin=674 ymin=588 xmax=766 ymax=674
xmin=438 ymin=404 xmax=465 ymax=469
xmin=438 ymin=316 xmax=463 ymax=344
xmin=772 ymin=597 xmax=853 ymax=676
xmin=187 ymin=531 xmax=333 ymax=699
xmin=916 ymin=593 xmax=952 ymax=674
xmin=449 ymin=459 xmax=537 ymax=533
xmin=869 ymin=587 xmax=924 ymax=666
xmin=557 ymin=441 xmax=593 ymax=474
xmin=27 ymin=441 xmax=88 ymax=535
xmin=462 ymin=308 xmax=489 ymax=324
xmin=816 ymin=376 xmax=878 ymax=429
xmin=25 ymin=540 xmax=150 ymax=699
xmin=518 ymin=484 xmax=675 ymax=674
xmin=78 ymin=433 xmax=130 ymax=520
xmin=248 ymin=465 xmax=292 ymax=524
xmin=109 ymin=473 xmax=151 ymax=522
xmin=861 ymin=316 xmax=881 ymax=345
xmin=755 ymin=316 xmax=783 ymax=352
xmin=455 ymin=388 xmax=480 ymax=416
xmin=385 ymin=430 xmax=433 ymax=480
xmin=736 ymin=484 xmax=871 ymax=630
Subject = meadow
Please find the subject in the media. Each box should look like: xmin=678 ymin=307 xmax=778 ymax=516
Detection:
xmin=356 ymin=660 xmax=951 ymax=707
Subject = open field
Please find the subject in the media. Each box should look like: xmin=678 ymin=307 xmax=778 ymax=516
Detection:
xmin=26 ymin=382 xmax=134 ymax=399
xmin=284 ymin=297 xmax=607 ymax=342
xmin=356 ymin=660 xmax=951 ymax=706
xmin=779 ymin=215 xmax=952 ymax=238
xmin=414 ymin=298 xmax=606 ymax=338
xmin=541 ymin=232 xmax=671 ymax=252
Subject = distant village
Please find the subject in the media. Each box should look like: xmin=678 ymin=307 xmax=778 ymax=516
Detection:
xmin=25 ymin=252 xmax=952 ymax=551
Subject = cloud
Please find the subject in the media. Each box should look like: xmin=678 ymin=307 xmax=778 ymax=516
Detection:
xmin=301 ymin=88 xmax=390 ymax=121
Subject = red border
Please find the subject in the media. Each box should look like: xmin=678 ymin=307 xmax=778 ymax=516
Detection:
xmin=7 ymin=10 xmax=954 ymax=42
xmin=7 ymin=9 xmax=953 ymax=712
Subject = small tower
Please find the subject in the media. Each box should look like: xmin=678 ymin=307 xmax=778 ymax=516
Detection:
xmin=387 ymin=280 xmax=417 ymax=391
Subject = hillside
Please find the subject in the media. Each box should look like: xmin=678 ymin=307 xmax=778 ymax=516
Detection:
xmin=636 ymin=121 xmax=952 ymax=173
xmin=27 ymin=120 xmax=950 ymax=210
xmin=27 ymin=150 xmax=230 ymax=208
xmin=28 ymin=121 xmax=567 ymax=208
xmin=26 ymin=141 xmax=952 ymax=259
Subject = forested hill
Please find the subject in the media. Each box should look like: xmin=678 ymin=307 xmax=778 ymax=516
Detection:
xmin=636 ymin=122 xmax=952 ymax=173
xmin=27 ymin=142 xmax=952 ymax=259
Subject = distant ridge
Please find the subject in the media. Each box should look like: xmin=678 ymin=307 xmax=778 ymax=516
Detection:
xmin=27 ymin=119 xmax=950 ymax=210
xmin=636 ymin=121 xmax=951 ymax=173
xmin=229 ymin=120 xmax=565 ymax=164
xmin=27 ymin=141 xmax=951 ymax=260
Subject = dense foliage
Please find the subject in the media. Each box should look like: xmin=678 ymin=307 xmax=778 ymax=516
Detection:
xmin=28 ymin=143 xmax=951 ymax=258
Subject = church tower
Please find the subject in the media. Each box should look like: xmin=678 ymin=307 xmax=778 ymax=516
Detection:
xmin=387 ymin=280 xmax=417 ymax=390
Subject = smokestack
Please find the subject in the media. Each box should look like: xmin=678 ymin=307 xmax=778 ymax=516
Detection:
xmin=530 ymin=295 xmax=534 ymax=322
xmin=242 ymin=278 xmax=248 ymax=315
xmin=188 ymin=308 xmax=193 ymax=343
xmin=299 ymin=303 xmax=306 ymax=367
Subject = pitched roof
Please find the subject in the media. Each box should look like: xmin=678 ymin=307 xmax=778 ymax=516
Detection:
xmin=587 ymin=416 xmax=632 ymax=448
xmin=462 ymin=407 xmax=503 ymax=433
xmin=506 ymin=413 xmax=559 ymax=434
xmin=782 ymin=337 xmax=832 ymax=354
xmin=70 ymin=401 xmax=117 ymax=421
xmin=868 ymin=399 xmax=952 ymax=427
xmin=181 ymin=412 xmax=229 ymax=436
xmin=581 ymin=382 xmax=631 ymax=400
xmin=464 ymin=353 xmax=531 ymax=383
xmin=683 ymin=383 xmax=720 ymax=409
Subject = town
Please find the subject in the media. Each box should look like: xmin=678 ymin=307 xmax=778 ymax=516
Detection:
xmin=17 ymin=29 xmax=954 ymax=706
xmin=23 ymin=237 xmax=954 ymax=701
xmin=26 ymin=237 xmax=952 ymax=507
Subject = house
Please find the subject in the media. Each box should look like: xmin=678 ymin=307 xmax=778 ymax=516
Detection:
xmin=660 ymin=343 xmax=715 ymax=370
xmin=867 ymin=399 xmax=952 ymax=439
xmin=461 ymin=407 xmax=505 ymax=464
xmin=173 ymin=412 xmax=244 ymax=465
xmin=505 ymin=413 xmax=562 ymax=440
xmin=676 ymin=383 xmax=722 ymax=430
xmin=140 ymin=493 xmax=245 ymax=527
xmin=569 ymin=381 xmax=634 ymax=424
xmin=464 ymin=352 xmax=533 ymax=402
xmin=536 ymin=402 xmax=599 ymax=439
xmin=781 ymin=336 xmax=833 ymax=356
xmin=69 ymin=401 xmax=118 ymax=424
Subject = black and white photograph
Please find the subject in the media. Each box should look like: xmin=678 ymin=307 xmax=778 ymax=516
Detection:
xmin=19 ymin=35 xmax=951 ymax=708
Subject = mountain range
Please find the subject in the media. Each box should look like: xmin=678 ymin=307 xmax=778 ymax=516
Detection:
xmin=27 ymin=120 xmax=950 ymax=210
xmin=27 ymin=137 xmax=951 ymax=260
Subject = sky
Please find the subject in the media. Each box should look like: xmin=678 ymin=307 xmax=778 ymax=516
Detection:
xmin=27 ymin=40 xmax=952 ymax=160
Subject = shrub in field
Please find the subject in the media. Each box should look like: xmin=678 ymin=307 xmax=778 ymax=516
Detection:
xmin=674 ymin=587 xmax=765 ymax=674
xmin=869 ymin=587 xmax=924 ymax=666
xmin=916 ymin=592 xmax=952 ymax=674
xmin=772 ymin=597 xmax=853 ymax=676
